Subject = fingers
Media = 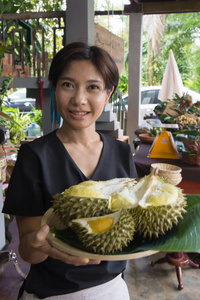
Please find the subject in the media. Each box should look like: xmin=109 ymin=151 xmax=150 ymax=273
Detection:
xmin=88 ymin=259 xmax=101 ymax=265
xmin=47 ymin=246 xmax=101 ymax=266
xmin=34 ymin=225 xmax=50 ymax=245
xmin=33 ymin=226 xmax=101 ymax=266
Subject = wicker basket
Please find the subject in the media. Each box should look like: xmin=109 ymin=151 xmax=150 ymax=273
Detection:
xmin=151 ymin=163 xmax=182 ymax=186
xmin=0 ymin=157 xmax=7 ymax=183
xmin=182 ymin=152 xmax=200 ymax=166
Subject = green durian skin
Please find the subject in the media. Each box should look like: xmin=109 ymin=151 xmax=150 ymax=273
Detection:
xmin=132 ymin=197 xmax=187 ymax=239
xmin=69 ymin=209 xmax=136 ymax=254
xmin=52 ymin=194 xmax=112 ymax=227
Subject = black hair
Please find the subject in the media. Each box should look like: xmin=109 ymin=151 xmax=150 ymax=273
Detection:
xmin=49 ymin=42 xmax=119 ymax=96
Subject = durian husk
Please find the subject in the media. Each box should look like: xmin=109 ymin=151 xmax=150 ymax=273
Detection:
xmin=132 ymin=194 xmax=187 ymax=239
xmin=129 ymin=168 xmax=187 ymax=239
xmin=52 ymin=194 xmax=112 ymax=227
xmin=69 ymin=209 xmax=136 ymax=254
xmin=52 ymin=178 xmax=137 ymax=226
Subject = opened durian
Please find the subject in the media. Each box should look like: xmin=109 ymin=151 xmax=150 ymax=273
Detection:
xmin=68 ymin=209 xmax=135 ymax=254
xmin=131 ymin=169 xmax=187 ymax=239
xmin=52 ymin=178 xmax=137 ymax=226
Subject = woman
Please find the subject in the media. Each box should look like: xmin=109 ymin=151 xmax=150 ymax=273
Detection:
xmin=3 ymin=42 xmax=138 ymax=299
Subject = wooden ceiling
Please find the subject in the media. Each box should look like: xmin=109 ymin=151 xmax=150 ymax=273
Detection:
xmin=130 ymin=0 xmax=198 ymax=2
xmin=125 ymin=0 xmax=200 ymax=14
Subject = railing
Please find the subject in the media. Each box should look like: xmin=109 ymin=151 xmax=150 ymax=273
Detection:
xmin=0 ymin=11 xmax=66 ymax=78
xmin=109 ymin=86 xmax=127 ymax=135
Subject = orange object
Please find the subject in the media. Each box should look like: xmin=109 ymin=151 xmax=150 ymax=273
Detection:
xmin=148 ymin=128 xmax=180 ymax=159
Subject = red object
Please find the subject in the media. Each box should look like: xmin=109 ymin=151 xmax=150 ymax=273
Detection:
xmin=38 ymin=80 xmax=44 ymax=110
xmin=177 ymin=179 xmax=200 ymax=194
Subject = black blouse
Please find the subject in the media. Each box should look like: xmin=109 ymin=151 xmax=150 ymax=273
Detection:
xmin=3 ymin=130 xmax=138 ymax=298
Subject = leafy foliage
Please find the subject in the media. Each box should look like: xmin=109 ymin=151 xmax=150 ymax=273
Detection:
xmin=0 ymin=0 xmax=24 ymax=15
xmin=1 ymin=107 xmax=32 ymax=143
xmin=142 ymin=13 xmax=200 ymax=91
xmin=30 ymin=106 xmax=43 ymax=129
xmin=118 ymin=74 xmax=128 ymax=94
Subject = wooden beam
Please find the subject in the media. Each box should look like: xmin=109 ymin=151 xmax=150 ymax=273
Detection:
xmin=0 ymin=11 xmax=65 ymax=21
xmin=0 ymin=10 xmax=124 ymax=22
xmin=94 ymin=10 xmax=123 ymax=16
xmin=124 ymin=1 xmax=200 ymax=14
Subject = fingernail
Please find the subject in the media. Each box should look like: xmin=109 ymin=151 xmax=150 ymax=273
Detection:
xmin=41 ymin=224 xmax=49 ymax=232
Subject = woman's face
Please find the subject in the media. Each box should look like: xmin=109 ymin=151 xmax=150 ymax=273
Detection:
xmin=54 ymin=60 xmax=113 ymax=131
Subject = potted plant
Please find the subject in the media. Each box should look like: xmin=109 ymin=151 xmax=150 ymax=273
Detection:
xmin=173 ymin=128 xmax=200 ymax=166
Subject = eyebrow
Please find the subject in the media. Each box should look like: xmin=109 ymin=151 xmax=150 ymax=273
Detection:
xmin=59 ymin=77 xmax=104 ymax=85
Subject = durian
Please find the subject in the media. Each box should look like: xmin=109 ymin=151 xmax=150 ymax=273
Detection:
xmin=52 ymin=178 xmax=137 ymax=226
xmin=51 ymin=171 xmax=187 ymax=254
xmin=69 ymin=209 xmax=136 ymax=254
xmin=131 ymin=169 xmax=187 ymax=239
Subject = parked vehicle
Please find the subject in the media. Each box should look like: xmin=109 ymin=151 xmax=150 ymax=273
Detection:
xmin=116 ymin=86 xmax=200 ymax=120
xmin=3 ymin=88 xmax=36 ymax=112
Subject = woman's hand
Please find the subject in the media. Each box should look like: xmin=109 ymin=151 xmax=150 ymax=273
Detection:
xmin=16 ymin=216 xmax=101 ymax=266
xmin=35 ymin=224 xmax=101 ymax=266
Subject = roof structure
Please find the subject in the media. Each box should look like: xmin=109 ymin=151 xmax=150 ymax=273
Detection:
xmin=124 ymin=0 xmax=200 ymax=14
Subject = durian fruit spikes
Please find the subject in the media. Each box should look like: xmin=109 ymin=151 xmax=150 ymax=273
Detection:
xmin=52 ymin=178 xmax=137 ymax=226
xmin=52 ymin=194 xmax=112 ymax=227
xmin=69 ymin=209 xmax=136 ymax=254
xmin=131 ymin=168 xmax=187 ymax=239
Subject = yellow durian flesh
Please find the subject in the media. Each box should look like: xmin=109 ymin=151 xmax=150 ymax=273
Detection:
xmin=111 ymin=187 xmax=138 ymax=210
xmin=65 ymin=186 xmax=105 ymax=198
xmin=133 ymin=171 xmax=180 ymax=208
xmin=69 ymin=209 xmax=136 ymax=254
xmin=64 ymin=181 xmax=105 ymax=198
xmin=146 ymin=183 xmax=179 ymax=206
xmin=70 ymin=212 xmax=120 ymax=234
xmin=87 ymin=217 xmax=114 ymax=233
xmin=52 ymin=178 xmax=138 ymax=228
xmin=54 ymin=178 xmax=138 ymax=215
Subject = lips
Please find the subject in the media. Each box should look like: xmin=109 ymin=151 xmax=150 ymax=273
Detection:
xmin=70 ymin=111 xmax=89 ymax=116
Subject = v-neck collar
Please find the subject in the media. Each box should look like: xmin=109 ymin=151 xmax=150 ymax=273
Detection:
xmin=54 ymin=131 xmax=106 ymax=180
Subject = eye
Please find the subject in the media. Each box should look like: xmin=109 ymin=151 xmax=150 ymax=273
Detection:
xmin=62 ymin=82 xmax=73 ymax=88
xmin=88 ymin=84 xmax=100 ymax=90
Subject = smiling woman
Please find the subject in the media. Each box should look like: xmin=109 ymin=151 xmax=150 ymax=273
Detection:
xmin=2 ymin=42 xmax=138 ymax=300
xmin=54 ymin=60 xmax=113 ymax=133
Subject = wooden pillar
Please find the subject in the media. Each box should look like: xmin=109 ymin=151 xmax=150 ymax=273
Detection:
xmin=66 ymin=0 xmax=94 ymax=45
xmin=127 ymin=13 xmax=143 ymax=152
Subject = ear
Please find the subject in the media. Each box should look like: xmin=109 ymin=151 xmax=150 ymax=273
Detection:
xmin=104 ymin=87 xmax=114 ymax=106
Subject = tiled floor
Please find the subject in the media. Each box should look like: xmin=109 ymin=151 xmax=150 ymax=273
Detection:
xmin=1 ymin=218 xmax=200 ymax=300
xmin=125 ymin=251 xmax=200 ymax=300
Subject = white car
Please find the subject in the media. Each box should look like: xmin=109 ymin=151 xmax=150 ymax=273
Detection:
xmin=120 ymin=86 xmax=200 ymax=120
xmin=3 ymin=88 xmax=36 ymax=112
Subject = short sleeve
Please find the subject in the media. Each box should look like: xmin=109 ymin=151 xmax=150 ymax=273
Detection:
xmin=2 ymin=144 xmax=46 ymax=216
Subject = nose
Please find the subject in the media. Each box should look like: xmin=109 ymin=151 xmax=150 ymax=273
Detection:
xmin=71 ymin=87 xmax=87 ymax=105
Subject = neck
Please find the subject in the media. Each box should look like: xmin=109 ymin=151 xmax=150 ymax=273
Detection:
xmin=56 ymin=125 xmax=99 ymax=146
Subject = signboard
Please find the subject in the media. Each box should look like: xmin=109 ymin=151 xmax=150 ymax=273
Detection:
xmin=94 ymin=24 xmax=125 ymax=74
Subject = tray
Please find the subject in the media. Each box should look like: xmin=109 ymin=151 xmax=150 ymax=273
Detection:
xmin=41 ymin=208 xmax=158 ymax=261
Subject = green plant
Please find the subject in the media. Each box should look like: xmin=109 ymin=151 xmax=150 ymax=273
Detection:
xmin=173 ymin=128 xmax=200 ymax=155
xmin=30 ymin=105 xmax=42 ymax=129
xmin=118 ymin=73 xmax=128 ymax=94
xmin=1 ymin=107 xmax=32 ymax=143
xmin=172 ymin=93 xmax=193 ymax=111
